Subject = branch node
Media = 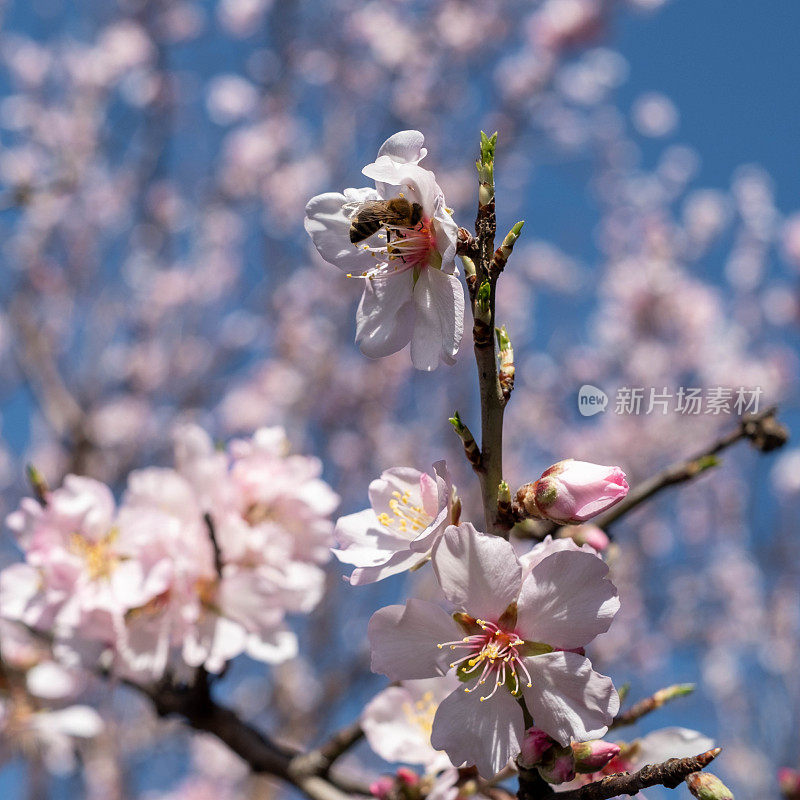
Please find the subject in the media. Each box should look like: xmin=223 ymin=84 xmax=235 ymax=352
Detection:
xmin=450 ymin=411 xmax=483 ymax=471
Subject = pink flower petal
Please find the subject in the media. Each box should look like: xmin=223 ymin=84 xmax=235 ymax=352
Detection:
xmin=430 ymin=683 xmax=524 ymax=777
xmin=369 ymin=599 xmax=457 ymax=681
xmin=521 ymin=651 xmax=619 ymax=746
xmin=516 ymin=550 xmax=619 ymax=649
xmin=304 ymin=189 xmax=382 ymax=273
xmin=432 ymin=523 xmax=521 ymax=621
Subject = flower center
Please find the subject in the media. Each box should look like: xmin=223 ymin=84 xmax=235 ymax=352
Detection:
xmin=244 ymin=501 xmax=272 ymax=526
xmin=69 ymin=529 xmax=119 ymax=581
xmin=376 ymin=490 xmax=432 ymax=539
xmin=402 ymin=690 xmax=437 ymax=739
xmin=348 ymin=216 xmax=439 ymax=280
xmin=437 ymin=619 xmax=533 ymax=702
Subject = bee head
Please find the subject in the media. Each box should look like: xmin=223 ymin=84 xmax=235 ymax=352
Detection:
xmin=387 ymin=196 xmax=412 ymax=215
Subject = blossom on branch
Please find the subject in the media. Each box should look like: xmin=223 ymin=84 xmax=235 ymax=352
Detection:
xmin=361 ymin=674 xmax=459 ymax=772
xmin=0 ymin=425 xmax=339 ymax=679
xmin=516 ymin=459 xmax=629 ymax=524
xmin=333 ymin=461 xmax=456 ymax=584
xmin=305 ymin=130 xmax=464 ymax=371
xmin=556 ymin=727 xmax=715 ymax=791
xmin=368 ymin=525 xmax=619 ymax=777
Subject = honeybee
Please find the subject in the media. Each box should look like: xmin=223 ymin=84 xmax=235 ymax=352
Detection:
xmin=349 ymin=197 xmax=424 ymax=244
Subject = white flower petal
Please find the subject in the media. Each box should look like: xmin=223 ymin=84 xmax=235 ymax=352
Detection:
xmin=521 ymin=651 xmax=619 ymax=746
xmin=632 ymin=727 xmax=715 ymax=769
xmin=430 ymin=685 xmax=523 ymax=778
xmin=356 ymin=270 xmax=416 ymax=358
xmin=349 ymin=548 xmax=422 ymax=585
xmin=245 ymin=627 xmax=298 ymax=664
xmin=432 ymin=523 xmax=521 ymax=620
xmin=377 ymin=130 xmax=427 ymax=164
xmin=361 ymin=676 xmax=456 ymax=769
xmin=516 ymin=551 xmax=619 ymax=649
xmin=333 ymin=509 xmax=410 ymax=567
xmin=369 ymin=599 xmax=457 ymax=681
xmin=304 ymin=189 xmax=381 ymax=273
xmin=411 ymin=269 xmax=464 ymax=371
xmin=26 ymin=662 xmax=78 ymax=700
xmin=42 ymin=706 xmax=103 ymax=738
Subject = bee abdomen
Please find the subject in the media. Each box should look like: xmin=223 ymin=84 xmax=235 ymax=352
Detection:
xmin=349 ymin=220 xmax=382 ymax=244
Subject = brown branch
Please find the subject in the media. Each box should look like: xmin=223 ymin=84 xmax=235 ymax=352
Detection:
xmin=297 ymin=719 xmax=364 ymax=777
xmin=146 ymin=675 xmax=364 ymax=799
xmin=517 ymin=749 xmax=721 ymax=800
xmin=471 ymin=133 xmax=511 ymax=539
xmin=148 ymin=673 xmax=298 ymax=776
xmin=203 ymin=512 xmax=224 ymax=579
xmin=557 ymin=749 xmax=721 ymax=800
xmin=515 ymin=406 xmax=788 ymax=540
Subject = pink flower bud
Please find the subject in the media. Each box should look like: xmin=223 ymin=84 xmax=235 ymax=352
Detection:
xmin=686 ymin=771 xmax=734 ymax=800
xmin=396 ymin=768 xmax=419 ymax=787
xmin=516 ymin=460 xmax=629 ymax=524
xmin=370 ymin=777 xmax=394 ymax=799
xmin=779 ymin=768 xmax=800 ymax=800
xmin=563 ymin=524 xmax=610 ymax=552
xmin=572 ymin=740 xmax=621 ymax=773
xmin=537 ymin=745 xmax=576 ymax=785
xmin=518 ymin=727 xmax=556 ymax=768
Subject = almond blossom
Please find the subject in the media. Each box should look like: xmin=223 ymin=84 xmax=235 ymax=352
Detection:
xmin=368 ymin=524 xmax=620 ymax=777
xmin=0 ymin=693 xmax=103 ymax=775
xmin=304 ymin=130 xmax=464 ymax=371
xmin=361 ymin=674 xmax=459 ymax=772
xmin=333 ymin=461 xmax=456 ymax=584
xmin=0 ymin=476 xmax=176 ymax=657
xmin=131 ymin=423 xmax=340 ymax=674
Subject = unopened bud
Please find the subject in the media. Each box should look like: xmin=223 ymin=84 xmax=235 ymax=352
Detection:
xmin=515 ymin=459 xmax=629 ymax=524
xmin=450 ymin=492 xmax=462 ymax=525
xmin=477 ymin=131 xmax=497 ymax=206
xmin=460 ymin=255 xmax=477 ymax=279
xmin=370 ymin=777 xmax=394 ymax=799
xmin=537 ymin=744 xmax=576 ymax=785
xmin=396 ymin=768 xmax=419 ymax=787
xmin=26 ymin=464 xmax=49 ymax=506
xmin=572 ymin=739 xmax=620 ymax=773
xmin=559 ymin=523 xmax=610 ymax=552
xmin=686 ymin=771 xmax=734 ymax=800
xmin=475 ymin=280 xmax=491 ymax=321
xmin=779 ymin=768 xmax=800 ymax=800
xmin=518 ymin=727 xmax=556 ymax=767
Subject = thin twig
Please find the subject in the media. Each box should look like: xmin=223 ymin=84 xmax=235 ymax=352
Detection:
xmin=609 ymin=683 xmax=695 ymax=731
xmin=471 ymin=132 xmax=511 ymax=539
xmin=556 ymin=748 xmax=721 ymax=800
xmin=204 ymin=512 xmax=224 ymax=578
xmin=515 ymin=406 xmax=788 ymax=540
xmin=298 ymin=719 xmax=364 ymax=776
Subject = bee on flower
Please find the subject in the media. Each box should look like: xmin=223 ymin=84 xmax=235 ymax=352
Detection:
xmin=305 ymin=130 xmax=464 ymax=371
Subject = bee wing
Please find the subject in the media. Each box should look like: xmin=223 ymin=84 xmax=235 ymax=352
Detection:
xmin=352 ymin=200 xmax=389 ymax=222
